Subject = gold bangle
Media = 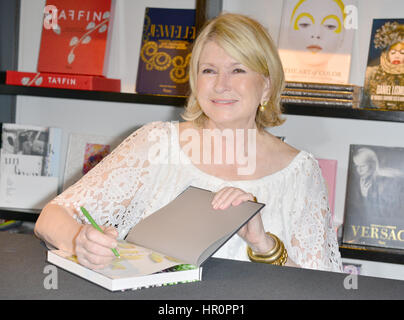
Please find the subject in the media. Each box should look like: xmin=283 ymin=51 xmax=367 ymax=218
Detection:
xmin=247 ymin=233 xmax=288 ymax=266
xmin=249 ymin=232 xmax=280 ymax=258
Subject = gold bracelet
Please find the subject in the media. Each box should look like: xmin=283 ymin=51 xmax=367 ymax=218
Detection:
xmin=249 ymin=232 xmax=280 ymax=258
xmin=247 ymin=233 xmax=288 ymax=266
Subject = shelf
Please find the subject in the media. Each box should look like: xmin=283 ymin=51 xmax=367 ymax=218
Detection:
xmin=340 ymin=243 xmax=404 ymax=265
xmin=1 ymin=81 xmax=404 ymax=123
xmin=0 ymin=83 xmax=187 ymax=107
xmin=283 ymin=103 xmax=404 ymax=123
xmin=0 ymin=208 xmax=40 ymax=222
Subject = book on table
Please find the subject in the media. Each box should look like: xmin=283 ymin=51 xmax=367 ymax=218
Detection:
xmin=47 ymin=186 xmax=265 ymax=291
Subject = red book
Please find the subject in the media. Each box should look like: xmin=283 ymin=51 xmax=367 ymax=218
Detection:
xmin=6 ymin=70 xmax=120 ymax=92
xmin=37 ymin=0 xmax=113 ymax=76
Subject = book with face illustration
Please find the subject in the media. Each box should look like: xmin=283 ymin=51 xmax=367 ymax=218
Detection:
xmin=342 ymin=144 xmax=404 ymax=250
xmin=277 ymin=0 xmax=356 ymax=84
xmin=361 ymin=18 xmax=404 ymax=110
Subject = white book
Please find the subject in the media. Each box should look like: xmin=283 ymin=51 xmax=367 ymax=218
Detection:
xmin=277 ymin=0 xmax=356 ymax=84
xmin=47 ymin=247 xmax=202 ymax=292
xmin=0 ymin=174 xmax=58 ymax=209
xmin=47 ymin=186 xmax=264 ymax=291
xmin=0 ymin=150 xmax=43 ymax=176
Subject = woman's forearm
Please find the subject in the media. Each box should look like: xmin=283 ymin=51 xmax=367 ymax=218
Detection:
xmin=34 ymin=203 xmax=83 ymax=255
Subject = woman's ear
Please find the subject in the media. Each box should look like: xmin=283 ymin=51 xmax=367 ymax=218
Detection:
xmin=261 ymin=76 xmax=271 ymax=103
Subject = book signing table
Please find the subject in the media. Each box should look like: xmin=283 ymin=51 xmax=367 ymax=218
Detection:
xmin=1 ymin=232 xmax=404 ymax=301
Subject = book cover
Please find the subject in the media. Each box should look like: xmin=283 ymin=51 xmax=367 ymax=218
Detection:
xmin=342 ymin=144 xmax=404 ymax=250
xmin=277 ymin=0 xmax=356 ymax=84
xmin=125 ymin=186 xmax=265 ymax=266
xmin=317 ymin=158 xmax=337 ymax=220
xmin=47 ymin=242 xmax=201 ymax=292
xmin=6 ymin=71 xmax=121 ymax=92
xmin=37 ymin=0 xmax=113 ymax=75
xmin=1 ymin=123 xmax=49 ymax=157
xmin=135 ymin=7 xmax=196 ymax=96
xmin=62 ymin=132 xmax=124 ymax=191
xmin=361 ymin=19 xmax=404 ymax=110
xmin=0 ymin=123 xmax=61 ymax=210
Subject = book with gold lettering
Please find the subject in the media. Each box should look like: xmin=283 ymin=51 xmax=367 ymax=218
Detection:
xmin=342 ymin=144 xmax=404 ymax=250
xmin=361 ymin=19 xmax=404 ymax=110
xmin=135 ymin=7 xmax=196 ymax=96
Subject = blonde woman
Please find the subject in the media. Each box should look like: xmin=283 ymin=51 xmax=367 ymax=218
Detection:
xmin=35 ymin=13 xmax=342 ymax=272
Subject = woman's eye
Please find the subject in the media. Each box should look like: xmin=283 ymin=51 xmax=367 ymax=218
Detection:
xmin=201 ymin=68 xmax=215 ymax=74
xmin=233 ymin=68 xmax=246 ymax=74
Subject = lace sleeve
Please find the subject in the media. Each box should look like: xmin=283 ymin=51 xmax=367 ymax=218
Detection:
xmin=51 ymin=121 xmax=169 ymax=239
xmin=288 ymin=155 xmax=342 ymax=272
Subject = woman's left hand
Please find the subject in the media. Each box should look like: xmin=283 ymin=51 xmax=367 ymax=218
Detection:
xmin=212 ymin=187 xmax=274 ymax=253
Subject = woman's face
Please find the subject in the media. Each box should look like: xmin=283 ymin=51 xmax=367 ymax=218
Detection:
xmin=196 ymin=40 xmax=270 ymax=128
xmin=287 ymin=0 xmax=345 ymax=66
xmin=354 ymin=156 xmax=375 ymax=179
xmin=388 ymin=42 xmax=404 ymax=65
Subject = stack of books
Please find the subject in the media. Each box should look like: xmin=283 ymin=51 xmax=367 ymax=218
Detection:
xmin=281 ymin=81 xmax=362 ymax=108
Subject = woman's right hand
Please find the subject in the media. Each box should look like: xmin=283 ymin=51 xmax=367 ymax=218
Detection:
xmin=74 ymin=224 xmax=119 ymax=270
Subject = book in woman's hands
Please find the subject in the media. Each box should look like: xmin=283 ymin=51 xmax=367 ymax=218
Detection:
xmin=47 ymin=186 xmax=265 ymax=291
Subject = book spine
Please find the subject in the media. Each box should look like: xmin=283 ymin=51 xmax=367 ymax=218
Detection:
xmin=281 ymin=96 xmax=356 ymax=108
xmin=6 ymin=71 xmax=120 ymax=92
xmin=43 ymin=127 xmax=62 ymax=178
xmin=285 ymin=81 xmax=357 ymax=92
xmin=282 ymin=88 xmax=354 ymax=100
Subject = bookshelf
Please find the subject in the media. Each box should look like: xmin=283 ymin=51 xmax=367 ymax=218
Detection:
xmin=2 ymin=82 xmax=404 ymax=123
xmin=2 ymin=0 xmax=404 ymax=274
xmin=1 ymin=80 xmax=404 ymax=266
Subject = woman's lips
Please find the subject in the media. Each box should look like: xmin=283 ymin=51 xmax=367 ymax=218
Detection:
xmin=211 ymin=99 xmax=238 ymax=105
xmin=392 ymin=60 xmax=401 ymax=65
xmin=307 ymin=45 xmax=322 ymax=53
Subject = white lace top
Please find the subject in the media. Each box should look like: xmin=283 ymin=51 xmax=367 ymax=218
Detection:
xmin=52 ymin=121 xmax=342 ymax=272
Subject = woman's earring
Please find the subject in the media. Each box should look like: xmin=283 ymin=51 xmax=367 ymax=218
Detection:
xmin=259 ymin=100 xmax=268 ymax=112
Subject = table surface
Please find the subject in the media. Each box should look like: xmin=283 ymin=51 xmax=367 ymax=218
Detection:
xmin=1 ymin=232 xmax=404 ymax=300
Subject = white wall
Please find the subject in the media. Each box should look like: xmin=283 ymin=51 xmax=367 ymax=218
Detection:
xmin=15 ymin=0 xmax=404 ymax=280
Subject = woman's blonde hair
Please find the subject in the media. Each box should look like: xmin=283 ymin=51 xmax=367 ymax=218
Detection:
xmin=181 ymin=13 xmax=285 ymax=130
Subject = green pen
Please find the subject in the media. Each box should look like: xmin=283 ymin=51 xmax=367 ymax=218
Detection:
xmin=80 ymin=206 xmax=120 ymax=258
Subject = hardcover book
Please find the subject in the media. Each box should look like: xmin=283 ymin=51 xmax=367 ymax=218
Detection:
xmin=342 ymin=144 xmax=404 ymax=250
xmin=0 ymin=123 xmax=61 ymax=209
xmin=362 ymin=19 xmax=404 ymax=110
xmin=47 ymin=186 xmax=265 ymax=291
xmin=6 ymin=71 xmax=120 ymax=92
xmin=37 ymin=0 xmax=113 ymax=76
xmin=277 ymin=0 xmax=356 ymax=84
xmin=135 ymin=7 xmax=196 ymax=96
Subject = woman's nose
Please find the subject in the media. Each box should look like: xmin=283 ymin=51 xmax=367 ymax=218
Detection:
xmin=214 ymin=72 xmax=230 ymax=93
